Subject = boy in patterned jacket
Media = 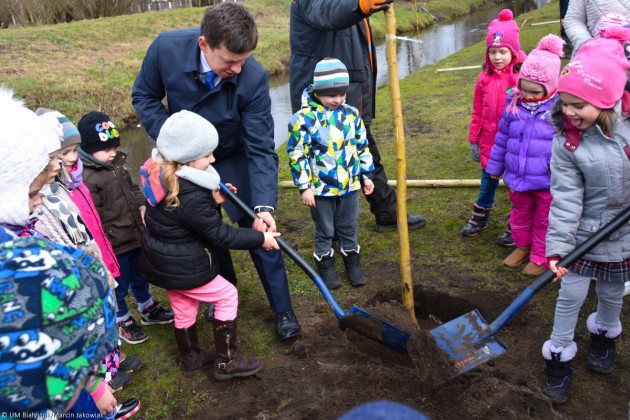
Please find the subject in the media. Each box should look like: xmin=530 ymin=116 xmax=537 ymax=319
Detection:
xmin=287 ymin=58 xmax=374 ymax=289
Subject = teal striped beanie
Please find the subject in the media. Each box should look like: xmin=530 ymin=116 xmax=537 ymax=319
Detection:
xmin=313 ymin=58 xmax=349 ymax=96
xmin=35 ymin=107 xmax=82 ymax=150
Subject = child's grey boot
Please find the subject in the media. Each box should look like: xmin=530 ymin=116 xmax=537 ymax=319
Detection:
xmin=340 ymin=247 xmax=367 ymax=287
xmin=461 ymin=203 xmax=491 ymax=236
xmin=586 ymin=313 xmax=621 ymax=374
xmin=541 ymin=340 xmax=576 ymax=404
xmin=314 ymin=250 xmax=342 ymax=289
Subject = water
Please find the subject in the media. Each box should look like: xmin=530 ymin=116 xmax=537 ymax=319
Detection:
xmin=123 ymin=0 xmax=551 ymax=177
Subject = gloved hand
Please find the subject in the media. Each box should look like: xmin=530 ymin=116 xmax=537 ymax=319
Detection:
xmin=469 ymin=143 xmax=480 ymax=162
xmin=359 ymin=0 xmax=393 ymax=15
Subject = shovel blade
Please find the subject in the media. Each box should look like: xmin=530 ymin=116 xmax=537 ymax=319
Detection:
xmin=430 ymin=309 xmax=507 ymax=374
xmin=338 ymin=305 xmax=411 ymax=353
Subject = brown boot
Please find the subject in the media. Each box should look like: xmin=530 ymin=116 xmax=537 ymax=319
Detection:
xmin=503 ymin=246 xmax=530 ymax=267
xmin=522 ymin=261 xmax=546 ymax=276
xmin=174 ymin=323 xmax=214 ymax=378
xmin=213 ymin=318 xmax=263 ymax=381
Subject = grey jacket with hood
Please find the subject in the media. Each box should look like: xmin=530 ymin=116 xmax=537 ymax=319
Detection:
xmin=547 ymin=100 xmax=630 ymax=264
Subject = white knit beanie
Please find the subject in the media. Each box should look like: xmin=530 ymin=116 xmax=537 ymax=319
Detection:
xmin=157 ymin=110 xmax=219 ymax=163
xmin=34 ymin=108 xmax=69 ymax=153
xmin=0 ymin=87 xmax=55 ymax=226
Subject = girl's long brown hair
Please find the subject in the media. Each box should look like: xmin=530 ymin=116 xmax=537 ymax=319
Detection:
xmin=596 ymin=108 xmax=616 ymax=136
xmin=152 ymin=159 xmax=184 ymax=208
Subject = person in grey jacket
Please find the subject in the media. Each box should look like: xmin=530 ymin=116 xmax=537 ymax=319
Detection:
xmin=289 ymin=0 xmax=426 ymax=232
xmin=563 ymin=0 xmax=630 ymax=53
xmin=540 ymin=29 xmax=630 ymax=404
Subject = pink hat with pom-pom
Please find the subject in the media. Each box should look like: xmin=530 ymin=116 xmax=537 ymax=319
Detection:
xmin=486 ymin=9 xmax=521 ymax=56
xmin=519 ymin=34 xmax=565 ymax=95
xmin=594 ymin=12 xmax=629 ymax=38
xmin=558 ymin=26 xmax=630 ymax=109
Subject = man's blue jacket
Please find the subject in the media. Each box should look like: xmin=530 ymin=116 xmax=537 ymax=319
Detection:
xmin=132 ymin=28 xmax=278 ymax=221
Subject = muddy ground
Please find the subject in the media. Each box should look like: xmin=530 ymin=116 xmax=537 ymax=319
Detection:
xmin=162 ymin=264 xmax=629 ymax=419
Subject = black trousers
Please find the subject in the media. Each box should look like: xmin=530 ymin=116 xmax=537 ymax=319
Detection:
xmin=364 ymin=125 xmax=398 ymax=224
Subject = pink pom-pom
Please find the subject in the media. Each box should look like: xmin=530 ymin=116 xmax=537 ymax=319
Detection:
xmin=537 ymin=34 xmax=565 ymax=58
xmin=498 ymin=9 xmax=513 ymax=21
xmin=600 ymin=25 xmax=630 ymax=45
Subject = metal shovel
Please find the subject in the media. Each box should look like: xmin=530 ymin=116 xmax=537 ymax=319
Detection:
xmin=219 ymin=182 xmax=412 ymax=353
xmin=430 ymin=206 xmax=630 ymax=376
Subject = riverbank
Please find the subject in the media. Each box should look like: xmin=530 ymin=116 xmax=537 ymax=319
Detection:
xmin=1 ymin=0 xmax=506 ymax=125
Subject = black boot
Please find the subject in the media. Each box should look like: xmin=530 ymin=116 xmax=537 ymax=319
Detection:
xmin=542 ymin=354 xmax=573 ymax=403
xmin=461 ymin=204 xmax=491 ymax=237
xmin=340 ymin=248 xmax=367 ymax=287
xmin=276 ymin=309 xmax=301 ymax=341
xmin=173 ymin=323 xmax=214 ymax=378
xmin=314 ymin=251 xmax=342 ymax=289
xmin=587 ymin=332 xmax=617 ymax=374
xmin=541 ymin=341 xmax=574 ymax=404
xmin=213 ymin=318 xmax=263 ymax=381
xmin=375 ymin=214 xmax=427 ymax=232
xmin=496 ymin=220 xmax=515 ymax=247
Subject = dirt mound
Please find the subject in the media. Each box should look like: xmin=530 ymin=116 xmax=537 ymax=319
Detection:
xmin=170 ymin=281 xmax=629 ymax=419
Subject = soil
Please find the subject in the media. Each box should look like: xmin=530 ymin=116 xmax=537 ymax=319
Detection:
xmin=172 ymin=267 xmax=629 ymax=419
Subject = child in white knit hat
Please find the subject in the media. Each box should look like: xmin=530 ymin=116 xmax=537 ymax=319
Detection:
xmin=140 ymin=110 xmax=279 ymax=380
xmin=0 ymin=87 xmax=55 ymax=236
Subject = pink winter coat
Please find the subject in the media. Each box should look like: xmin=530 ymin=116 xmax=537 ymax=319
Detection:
xmin=468 ymin=51 xmax=526 ymax=169
xmin=68 ymin=182 xmax=121 ymax=278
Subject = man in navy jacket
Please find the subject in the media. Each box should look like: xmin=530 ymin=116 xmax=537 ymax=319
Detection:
xmin=132 ymin=2 xmax=301 ymax=341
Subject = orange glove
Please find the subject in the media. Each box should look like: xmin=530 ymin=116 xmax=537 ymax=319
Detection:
xmin=359 ymin=0 xmax=393 ymax=15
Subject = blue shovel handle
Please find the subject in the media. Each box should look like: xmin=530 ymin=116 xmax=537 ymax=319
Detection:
xmin=219 ymin=182 xmax=347 ymax=318
xmin=484 ymin=206 xmax=630 ymax=340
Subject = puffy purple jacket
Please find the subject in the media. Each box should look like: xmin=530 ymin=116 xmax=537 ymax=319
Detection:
xmin=486 ymin=94 xmax=558 ymax=192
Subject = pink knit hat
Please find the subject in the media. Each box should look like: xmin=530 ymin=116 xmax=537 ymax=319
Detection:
xmin=519 ymin=34 xmax=564 ymax=95
xmin=486 ymin=9 xmax=521 ymax=57
xmin=558 ymin=26 xmax=630 ymax=109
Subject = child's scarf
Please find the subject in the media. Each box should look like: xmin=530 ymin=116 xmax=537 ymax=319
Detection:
xmin=507 ymin=88 xmax=557 ymax=115
xmin=140 ymin=152 xmax=169 ymax=207
xmin=60 ymin=159 xmax=84 ymax=191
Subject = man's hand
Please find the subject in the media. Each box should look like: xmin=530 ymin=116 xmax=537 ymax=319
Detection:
xmin=253 ymin=211 xmax=277 ymax=232
xmin=359 ymin=0 xmax=393 ymax=15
